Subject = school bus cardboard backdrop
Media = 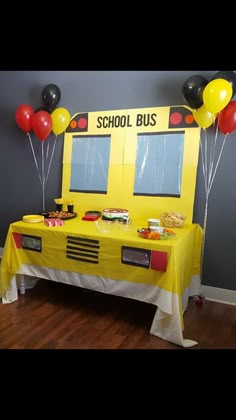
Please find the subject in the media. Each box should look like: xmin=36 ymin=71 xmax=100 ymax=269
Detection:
xmin=62 ymin=105 xmax=200 ymax=222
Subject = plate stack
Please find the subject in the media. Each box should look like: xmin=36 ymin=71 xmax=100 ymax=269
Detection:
xmin=22 ymin=215 xmax=44 ymax=223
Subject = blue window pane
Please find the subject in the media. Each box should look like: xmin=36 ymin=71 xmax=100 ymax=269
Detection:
xmin=134 ymin=131 xmax=185 ymax=197
xmin=70 ymin=135 xmax=111 ymax=193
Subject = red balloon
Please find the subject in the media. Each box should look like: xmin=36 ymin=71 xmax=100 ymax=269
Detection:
xmin=218 ymin=100 xmax=236 ymax=134
xmin=31 ymin=111 xmax=52 ymax=141
xmin=15 ymin=104 xmax=34 ymax=133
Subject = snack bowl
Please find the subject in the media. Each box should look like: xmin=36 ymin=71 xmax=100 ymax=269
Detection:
xmin=160 ymin=212 xmax=186 ymax=228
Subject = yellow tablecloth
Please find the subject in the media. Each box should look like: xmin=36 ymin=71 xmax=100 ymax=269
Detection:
xmin=0 ymin=218 xmax=203 ymax=347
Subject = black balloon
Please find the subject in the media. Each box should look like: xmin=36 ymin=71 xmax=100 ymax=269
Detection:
xmin=211 ymin=71 xmax=236 ymax=97
xmin=42 ymin=84 xmax=61 ymax=111
xmin=182 ymin=75 xmax=208 ymax=109
xmin=35 ymin=106 xmax=52 ymax=114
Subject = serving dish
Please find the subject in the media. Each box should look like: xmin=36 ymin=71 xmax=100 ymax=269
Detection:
xmin=39 ymin=211 xmax=77 ymax=220
xmin=137 ymin=227 xmax=175 ymax=240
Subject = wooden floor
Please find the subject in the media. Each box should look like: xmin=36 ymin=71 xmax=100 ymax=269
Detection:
xmin=0 ymin=279 xmax=235 ymax=349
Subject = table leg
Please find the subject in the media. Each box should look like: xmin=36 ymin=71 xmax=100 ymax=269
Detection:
xmin=19 ymin=275 xmax=26 ymax=295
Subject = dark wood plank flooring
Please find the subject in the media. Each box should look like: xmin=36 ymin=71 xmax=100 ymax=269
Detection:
xmin=0 ymin=279 xmax=235 ymax=349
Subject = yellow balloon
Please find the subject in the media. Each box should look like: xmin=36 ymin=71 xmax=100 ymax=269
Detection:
xmin=192 ymin=104 xmax=216 ymax=129
xmin=51 ymin=107 xmax=70 ymax=135
xmin=203 ymin=79 xmax=232 ymax=113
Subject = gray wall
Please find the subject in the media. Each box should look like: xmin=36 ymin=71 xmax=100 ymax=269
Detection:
xmin=0 ymin=70 xmax=235 ymax=292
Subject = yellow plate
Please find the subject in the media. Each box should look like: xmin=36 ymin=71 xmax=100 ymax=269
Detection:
xmin=22 ymin=215 xmax=44 ymax=223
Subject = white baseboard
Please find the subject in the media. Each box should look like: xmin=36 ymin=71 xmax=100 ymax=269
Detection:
xmin=201 ymin=285 xmax=236 ymax=306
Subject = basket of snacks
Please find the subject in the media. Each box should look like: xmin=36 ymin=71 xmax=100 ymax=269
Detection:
xmin=160 ymin=212 xmax=186 ymax=228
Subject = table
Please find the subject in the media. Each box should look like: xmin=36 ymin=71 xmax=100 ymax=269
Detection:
xmin=0 ymin=218 xmax=203 ymax=347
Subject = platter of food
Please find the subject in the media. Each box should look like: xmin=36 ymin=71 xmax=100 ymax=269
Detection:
xmin=137 ymin=227 xmax=176 ymax=240
xmin=39 ymin=211 xmax=77 ymax=220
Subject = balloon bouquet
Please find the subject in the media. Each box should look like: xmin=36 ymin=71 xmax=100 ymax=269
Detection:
xmin=182 ymin=71 xmax=236 ymax=277
xmin=15 ymin=84 xmax=70 ymax=211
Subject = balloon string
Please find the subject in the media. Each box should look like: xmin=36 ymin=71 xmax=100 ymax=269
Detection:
xmin=208 ymin=134 xmax=227 ymax=194
xmin=200 ymin=131 xmax=207 ymax=195
xmin=207 ymin=118 xmax=219 ymax=192
xmin=45 ymin=135 xmax=51 ymax=181
xmin=46 ymin=139 xmax=50 ymax=161
xmin=204 ymin=128 xmax=208 ymax=192
xmin=45 ymin=135 xmax=57 ymax=184
xmin=41 ymin=142 xmax=45 ymax=211
xmin=27 ymin=132 xmax=43 ymax=187
xmin=200 ymin=127 xmax=227 ymax=285
xmin=199 ymin=128 xmax=210 ymax=284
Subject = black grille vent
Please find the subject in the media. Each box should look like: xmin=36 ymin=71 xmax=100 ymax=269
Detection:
xmin=66 ymin=236 xmax=100 ymax=264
